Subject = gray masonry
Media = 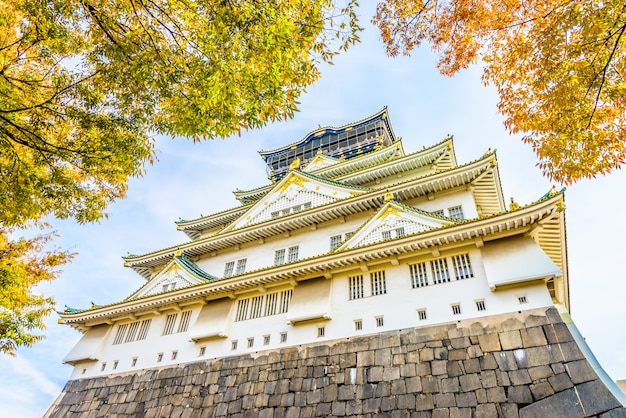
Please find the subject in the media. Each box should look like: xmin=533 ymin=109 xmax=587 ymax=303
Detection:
xmin=46 ymin=307 xmax=626 ymax=417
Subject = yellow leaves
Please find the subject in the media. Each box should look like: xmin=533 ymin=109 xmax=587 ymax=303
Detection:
xmin=373 ymin=0 xmax=626 ymax=184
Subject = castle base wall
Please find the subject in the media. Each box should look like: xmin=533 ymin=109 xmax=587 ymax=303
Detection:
xmin=47 ymin=307 xmax=625 ymax=417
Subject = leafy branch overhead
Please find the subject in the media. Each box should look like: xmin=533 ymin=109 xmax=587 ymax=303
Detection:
xmin=373 ymin=0 xmax=626 ymax=184
xmin=0 ymin=0 xmax=361 ymax=354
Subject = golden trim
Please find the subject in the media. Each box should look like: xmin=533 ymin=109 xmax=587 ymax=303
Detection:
xmin=278 ymin=174 xmax=309 ymax=194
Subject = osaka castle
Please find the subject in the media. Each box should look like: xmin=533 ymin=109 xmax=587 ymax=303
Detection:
xmin=49 ymin=109 xmax=625 ymax=417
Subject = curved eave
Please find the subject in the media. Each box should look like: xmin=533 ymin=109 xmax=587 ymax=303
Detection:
xmin=61 ymin=195 xmax=565 ymax=326
xmin=259 ymin=107 xmax=393 ymax=157
xmin=175 ymin=205 xmax=250 ymax=240
xmin=124 ymin=155 xmax=502 ymax=277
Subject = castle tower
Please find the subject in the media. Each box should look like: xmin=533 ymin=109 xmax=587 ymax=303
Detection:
xmin=48 ymin=109 xmax=625 ymax=417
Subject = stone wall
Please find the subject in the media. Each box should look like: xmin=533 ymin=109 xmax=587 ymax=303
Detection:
xmin=46 ymin=307 xmax=625 ymax=417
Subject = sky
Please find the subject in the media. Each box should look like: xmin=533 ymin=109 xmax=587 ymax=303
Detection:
xmin=1 ymin=4 xmax=625 ymax=417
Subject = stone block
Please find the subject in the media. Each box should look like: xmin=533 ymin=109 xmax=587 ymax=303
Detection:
xmin=315 ymin=402 xmax=331 ymax=416
xmin=548 ymin=372 xmax=573 ymax=392
xmin=449 ymin=407 xmax=473 ymax=418
xmin=518 ymin=387 xmax=584 ymax=417
xmin=476 ymin=403 xmax=497 ymax=418
xmin=480 ymin=370 xmax=497 ymax=388
xmin=400 ymin=363 xmax=416 ymax=377
xmin=375 ymin=381 xmax=391 ymax=397
xmin=421 ymin=376 xmax=439 ymax=393
xmin=446 ymin=361 xmax=463 ymax=377
xmin=500 ymin=403 xmax=519 ymax=418
xmin=527 ymin=365 xmax=553 ymax=382
xmin=529 ymin=381 xmax=554 ymax=401
xmin=363 ymin=398 xmax=381 ymax=413
xmin=381 ymin=396 xmax=397 ymax=411
xmin=478 ymin=333 xmax=501 ymax=352
xmin=448 ymin=349 xmax=467 ymax=361
xmin=441 ymin=377 xmax=460 ymax=393
xmin=345 ymin=400 xmax=362 ymax=415
xmin=552 ymin=322 xmax=574 ymax=343
xmin=322 ymin=384 xmax=338 ymax=403
xmin=508 ymin=369 xmax=532 ymax=386
xmin=368 ymin=366 xmax=384 ymax=382
xmin=415 ymin=394 xmax=435 ymax=411
xmin=542 ymin=324 xmax=559 ymax=345
xmin=565 ymin=360 xmax=597 ymax=384
xmin=397 ymin=393 xmax=416 ymax=409
xmin=455 ymin=392 xmax=477 ymax=407
xmin=420 ymin=348 xmax=435 ymax=362
xmin=450 ymin=337 xmax=471 ymax=349
xmin=435 ymin=393 xmax=457 ymax=408
xmin=520 ymin=327 xmax=547 ymax=348
xmin=507 ymin=385 xmax=533 ymax=405
xmin=416 ymin=362 xmax=432 ymax=376
xmin=459 ymin=374 xmax=481 ymax=392
xmin=356 ymin=383 xmax=375 ymax=400
xmin=577 ymin=380 xmax=622 ymax=416
xmin=499 ymin=331 xmax=523 ymax=350
xmin=383 ymin=366 xmax=401 ymax=381
xmin=467 ymin=345 xmax=483 ymax=359
xmin=357 ymin=351 xmax=374 ymax=367
xmin=331 ymin=400 xmax=346 ymax=416
xmin=463 ymin=358 xmax=481 ymax=374
xmin=434 ymin=347 xmax=449 ymax=360
xmin=486 ymin=386 xmax=507 ymax=403
xmin=502 ymin=317 xmax=524 ymax=331
xmin=559 ymin=341 xmax=584 ymax=362
xmin=391 ymin=379 xmax=407 ymax=395
xmin=432 ymin=360 xmax=448 ymax=376
xmin=433 ymin=408 xmax=451 ymax=418
xmin=375 ymin=348 xmax=392 ymax=366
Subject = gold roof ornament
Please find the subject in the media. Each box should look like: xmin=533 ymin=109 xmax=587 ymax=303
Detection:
xmin=316 ymin=148 xmax=323 ymax=156
xmin=548 ymin=185 xmax=559 ymax=197
xmin=384 ymin=190 xmax=395 ymax=202
xmin=288 ymin=157 xmax=301 ymax=171
xmin=509 ymin=197 xmax=520 ymax=211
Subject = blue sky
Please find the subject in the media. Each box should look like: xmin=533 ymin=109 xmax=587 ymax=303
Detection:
xmin=1 ymin=5 xmax=625 ymax=416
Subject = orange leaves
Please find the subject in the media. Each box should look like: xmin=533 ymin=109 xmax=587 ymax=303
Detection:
xmin=373 ymin=0 xmax=626 ymax=184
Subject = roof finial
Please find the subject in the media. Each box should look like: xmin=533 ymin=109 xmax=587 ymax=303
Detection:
xmin=384 ymin=190 xmax=395 ymax=202
xmin=288 ymin=157 xmax=301 ymax=171
xmin=509 ymin=197 xmax=520 ymax=211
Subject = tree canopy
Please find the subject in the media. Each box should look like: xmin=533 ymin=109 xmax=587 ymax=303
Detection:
xmin=0 ymin=0 xmax=360 ymax=354
xmin=373 ymin=0 xmax=626 ymax=184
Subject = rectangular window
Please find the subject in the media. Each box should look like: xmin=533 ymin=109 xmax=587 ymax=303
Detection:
xmin=274 ymin=249 xmax=285 ymax=265
xmin=382 ymin=230 xmax=392 ymax=240
xmin=157 ymin=353 xmax=163 ymax=362
xmin=124 ymin=321 xmax=140 ymax=343
xmin=279 ymin=290 xmax=292 ymax=314
xmin=317 ymin=327 xmax=325 ymax=337
xmin=137 ymin=319 xmax=151 ymax=340
xmin=250 ymin=296 xmax=264 ymax=319
xmin=223 ymin=261 xmax=235 ymax=277
xmin=101 ymin=362 xmax=106 ymax=371
xmin=265 ymin=292 xmax=278 ymax=316
xmin=452 ymin=254 xmax=473 ymax=279
xmin=418 ymin=309 xmax=427 ymax=320
xmin=113 ymin=324 xmax=128 ymax=345
xmin=370 ymin=271 xmax=387 ymax=296
xmin=431 ymin=258 xmax=451 ymax=284
xmin=113 ymin=360 xmax=118 ymax=370
xmin=131 ymin=357 xmax=138 ymax=367
xmin=263 ymin=335 xmax=270 ymax=345
xmin=330 ymin=235 xmax=343 ymax=250
xmin=280 ymin=332 xmax=288 ymax=343
xmin=163 ymin=313 xmax=178 ymax=335
xmin=303 ymin=202 xmax=312 ymax=209
xmin=247 ymin=338 xmax=254 ymax=348
xmin=271 ymin=211 xmax=280 ymax=218
xmin=518 ymin=296 xmax=527 ymax=304
xmin=236 ymin=299 xmax=250 ymax=321
xmin=476 ymin=300 xmax=486 ymax=311
xmin=448 ymin=205 xmax=464 ymax=220
xmin=452 ymin=304 xmax=462 ymax=315
xmin=410 ymin=262 xmax=429 ymax=288
xmin=199 ymin=347 xmax=206 ymax=356
xmin=231 ymin=340 xmax=238 ymax=350
xmin=432 ymin=209 xmax=445 ymax=217
xmin=395 ymin=227 xmax=405 ymax=237
xmin=349 ymin=275 xmax=364 ymax=300
xmin=171 ymin=350 xmax=178 ymax=360
xmin=354 ymin=319 xmax=362 ymax=331
xmin=177 ymin=310 xmax=192 ymax=333
xmin=235 ymin=258 xmax=247 ymax=274
xmin=287 ymin=246 xmax=299 ymax=262
xmin=376 ymin=316 xmax=384 ymax=327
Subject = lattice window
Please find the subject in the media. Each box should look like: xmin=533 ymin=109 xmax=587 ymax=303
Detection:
xmin=518 ymin=296 xmax=527 ymax=304
xmin=451 ymin=304 xmax=462 ymax=315
xmin=131 ymin=357 xmax=138 ymax=367
xmin=235 ymin=258 xmax=247 ymax=275
xmin=113 ymin=324 xmax=128 ymax=345
xmin=223 ymin=261 xmax=235 ymax=277
xmin=476 ymin=300 xmax=486 ymax=311
xmin=171 ymin=351 xmax=178 ymax=360
xmin=317 ymin=327 xmax=325 ymax=337
xmin=137 ymin=319 xmax=151 ymax=340
xmin=280 ymin=332 xmax=288 ymax=343
xmin=236 ymin=299 xmax=250 ymax=321
xmin=247 ymin=338 xmax=254 ymax=348
xmin=349 ymin=275 xmax=364 ymax=300
xmin=263 ymin=335 xmax=271 ymax=345
xmin=274 ymin=249 xmax=285 ymax=265
xmin=431 ymin=258 xmax=451 ymax=284
xmin=124 ymin=321 xmax=140 ymax=343
xmin=113 ymin=360 xmax=119 ymax=369
xmin=157 ymin=353 xmax=163 ymax=362
xmin=287 ymin=246 xmax=299 ymax=262
xmin=370 ymin=271 xmax=387 ymax=296
xmin=432 ymin=209 xmax=445 ymax=217
xmin=418 ymin=309 xmax=427 ymax=320
xmin=265 ymin=292 xmax=278 ymax=316
xmin=177 ymin=310 xmax=192 ymax=333
xmin=452 ymin=254 xmax=473 ymax=279
xmin=382 ymin=230 xmax=392 ymax=240
xmin=410 ymin=262 xmax=429 ymax=288
xmin=376 ymin=316 xmax=384 ymax=327
xmin=250 ymin=296 xmax=264 ymax=319
xmin=448 ymin=205 xmax=464 ymax=220
xmin=163 ymin=313 xmax=178 ymax=335
xmin=330 ymin=235 xmax=343 ymax=250
xmin=354 ymin=319 xmax=362 ymax=331
xmin=279 ymin=290 xmax=292 ymax=313
xmin=231 ymin=340 xmax=238 ymax=350
xmin=199 ymin=347 xmax=206 ymax=356
xmin=396 ymin=227 xmax=405 ymax=237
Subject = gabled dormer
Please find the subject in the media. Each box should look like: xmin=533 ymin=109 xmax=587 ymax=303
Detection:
xmin=221 ymin=169 xmax=371 ymax=232
xmin=335 ymin=196 xmax=454 ymax=251
xmin=127 ymin=252 xmax=216 ymax=299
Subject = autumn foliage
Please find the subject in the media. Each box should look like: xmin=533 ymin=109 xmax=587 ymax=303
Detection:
xmin=374 ymin=0 xmax=626 ymax=184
